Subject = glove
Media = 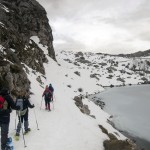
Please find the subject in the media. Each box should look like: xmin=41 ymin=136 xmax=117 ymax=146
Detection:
xmin=16 ymin=106 xmax=20 ymax=110
xmin=32 ymin=104 xmax=35 ymax=108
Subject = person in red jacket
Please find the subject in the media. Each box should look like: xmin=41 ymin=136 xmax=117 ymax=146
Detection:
xmin=42 ymin=85 xmax=53 ymax=111
xmin=0 ymin=88 xmax=20 ymax=150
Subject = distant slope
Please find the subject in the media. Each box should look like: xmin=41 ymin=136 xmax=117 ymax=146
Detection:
xmin=118 ymin=49 xmax=150 ymax=57
xmin=56 ymin=50 xmax=150 ymax=87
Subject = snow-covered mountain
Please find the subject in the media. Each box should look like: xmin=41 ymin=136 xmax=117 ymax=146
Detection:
xmin=56 ymin=50 xmax=150 ymax=88
xmin=9 ymin=43 xmax=148 ymax=150
xmin=1 ymin=1 xmax=149 ymax=150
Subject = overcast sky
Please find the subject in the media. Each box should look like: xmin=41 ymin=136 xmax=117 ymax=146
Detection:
xmin=37 ymin=0 xmax=150 ymax=54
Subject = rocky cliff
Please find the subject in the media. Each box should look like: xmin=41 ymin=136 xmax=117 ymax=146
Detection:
xmin=0 ymin=0 xmax=55 ymax=95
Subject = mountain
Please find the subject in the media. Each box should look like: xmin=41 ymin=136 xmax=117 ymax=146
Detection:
xmin=0 ymin=1 xmax=149 ymax=150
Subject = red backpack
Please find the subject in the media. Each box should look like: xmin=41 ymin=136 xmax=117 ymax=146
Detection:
xmin=0 ymin=96 xmax=5 ymax=109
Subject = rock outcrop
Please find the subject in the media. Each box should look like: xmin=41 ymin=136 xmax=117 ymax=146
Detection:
xmin=0 ymin=60 xmax=30 ymax=96
xmin=0 ymin=0 xmax=55 ymax=95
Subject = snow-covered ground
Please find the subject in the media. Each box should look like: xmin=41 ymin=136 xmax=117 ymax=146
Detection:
xmin=8 ymin=45 xmax=150 ymax=150
xmin=56 ymin=50 xmax=150 ymax=87
xmin=8 ymin=53 xmax=127 ymax=150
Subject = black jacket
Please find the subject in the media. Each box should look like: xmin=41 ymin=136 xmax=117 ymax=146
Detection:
xmin=0 ymin=93 xmax=19 ymax=124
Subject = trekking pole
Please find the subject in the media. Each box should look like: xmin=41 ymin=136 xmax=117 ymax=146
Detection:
xmin=33 ymin=108 xmax=40 ymax=130
xmin=52 ymin=101 xmax=54 ymax=110
xmin=15 ymin=111 xmax=17 ymax=130
xmin=19 ymin=111 xmax=27 ymax=147
xmin=40 ymin=97 xmax=43 ymax=110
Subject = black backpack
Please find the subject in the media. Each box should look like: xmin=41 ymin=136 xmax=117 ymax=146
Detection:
xmin=49 ymin=85 xmax=54 ymax=93
xmin=45 ymin=90 xmax=52 ymax=99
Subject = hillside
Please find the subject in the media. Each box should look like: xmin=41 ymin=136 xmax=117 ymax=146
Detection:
xmin=9 ymin=45 xmax=149 ymax=150
xmin=9 ymin=47 xmax=142 ymax=150
xmin=56 ymin=50 xmax=150 ymax=88
xmin=0 ymin=1 xmax=150 ymax=150
xmin=119 ymin=49 xmax=150 ymax=58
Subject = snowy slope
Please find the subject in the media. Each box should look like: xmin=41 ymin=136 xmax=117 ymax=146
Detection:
xmin=8 ymin=41 xmax=150 ymax=150
xmin=56 ymin=50 xmax=150 ymax=86
xmin=8 ymin=54 xmax=126 ymax=150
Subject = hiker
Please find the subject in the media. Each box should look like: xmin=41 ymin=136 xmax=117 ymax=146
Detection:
xmin=49 ymin=83 xmax=54 ymax=95
xmin=0 ymin=88 xmax=20 ymax=150
xmin=42 ymin=85 xmax=53 ymax=111
xmin=15 ymin=92 xmax=34 ymax=137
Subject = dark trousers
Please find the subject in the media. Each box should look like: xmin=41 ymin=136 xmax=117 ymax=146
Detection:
xmin=19 ymin=111 xmax=28 ymax=123
xmin=0 ymin=123 xmax=9 ymax=150
xmin=45 ymin=98 xmax=51 ymax=109
xmin=16 ymin=112 xmax=29 ymax=134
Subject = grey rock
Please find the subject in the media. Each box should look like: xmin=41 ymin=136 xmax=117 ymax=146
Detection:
xmin=74 ymin=96 xmax=83 ymax=108
xmin=0 ymin=0 xmax=56 ymax=74
xmin=0 ymin=0 xmax=55 ymax=96
xmin=81 ymin=104 xmax=90 ymax=115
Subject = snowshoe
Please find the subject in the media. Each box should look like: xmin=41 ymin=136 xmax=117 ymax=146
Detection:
xmin=14 ymin=133 xmax=20 ymax=141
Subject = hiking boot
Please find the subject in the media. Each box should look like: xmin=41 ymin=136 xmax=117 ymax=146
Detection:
xmin=24 ymin=128 xmax=31 ymax=134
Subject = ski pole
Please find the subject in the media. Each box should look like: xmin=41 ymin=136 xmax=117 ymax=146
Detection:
xmin=40 ymin=97 xmax=43 ymax=110
xmin=19 ymin=111 xmax=27 ymax=147
xmin=33 ymin=108 xmax=40 ymax=130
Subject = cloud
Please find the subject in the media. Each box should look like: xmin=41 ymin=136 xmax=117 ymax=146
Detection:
xmin=36 ymin=0 xmax=150 ymax=54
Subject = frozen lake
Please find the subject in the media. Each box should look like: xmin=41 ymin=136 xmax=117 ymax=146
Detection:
xmin=95 ymin=85 xmax=150 ymax=150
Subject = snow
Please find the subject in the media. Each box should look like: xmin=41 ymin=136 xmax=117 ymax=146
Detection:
xmin=0 ymin=22 xmax=5 ymax=28
xmin=30 ymin=36 xmax=49 ymax=55
xmin=0 ymin=45 xmax=3 ymax=52
xmin=8 ymin=50 xmax=129 ymax=150
xmin=0 ymin=3 xmax=9 ymax=12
